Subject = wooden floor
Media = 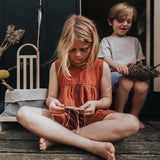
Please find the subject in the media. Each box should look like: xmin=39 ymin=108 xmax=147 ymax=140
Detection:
xmin=0 ymin=117 xmax=160 ymax=160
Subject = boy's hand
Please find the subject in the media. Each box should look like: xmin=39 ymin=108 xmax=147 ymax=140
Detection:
xmin=131 ymin=59 xmax=143 ymax=65
xmin=115 ymin=64 xmax=128 ymax=75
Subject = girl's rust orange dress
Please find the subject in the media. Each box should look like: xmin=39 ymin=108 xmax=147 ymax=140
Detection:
xmin=54 ymin=58 xmax=115 ymax=130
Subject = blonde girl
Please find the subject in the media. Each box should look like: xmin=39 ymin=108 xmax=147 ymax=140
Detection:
xmin=17 ymin=14 xmax=140 ymax=160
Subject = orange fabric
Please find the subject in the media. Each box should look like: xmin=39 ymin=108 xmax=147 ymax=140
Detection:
xmin=53 ymin=59 xmax=116 ymax=130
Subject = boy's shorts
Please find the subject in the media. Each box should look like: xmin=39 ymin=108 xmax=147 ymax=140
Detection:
xmin=111 ymin=72 xmax=121 ymax=92
xmin=111 ymin=72 xmax=150 ymax=92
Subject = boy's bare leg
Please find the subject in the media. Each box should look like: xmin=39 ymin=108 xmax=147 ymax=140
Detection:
xmin=131 ymin=81 xmax=148 ymax=129
xmin=17 ymin=106 xmax=116 ymax=160
xmin=114 ymin=78 xmax=148 ymax=129
xmin=115 ymin=77 xmax=134 ymax=112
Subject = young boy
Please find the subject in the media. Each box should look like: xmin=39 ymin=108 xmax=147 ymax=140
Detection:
xmin=98 ymin=2 xmax=148 ymax=129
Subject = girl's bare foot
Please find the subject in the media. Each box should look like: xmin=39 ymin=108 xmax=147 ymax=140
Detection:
xmin=89 ymin=141 xmax=115 ymax=160
xmin=39 ymin=138 xmax=57 ymax=151
xmin=39 ymin=138 xmax=115 ymax=159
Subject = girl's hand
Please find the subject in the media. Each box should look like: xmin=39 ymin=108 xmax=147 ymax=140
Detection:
xmin=79 ymin=101 xmax=96 ymax=116
xmin=48 ymin=99 xmax=65 ymax=114
xmin=115 ymin=64 xmax=128 ymax=75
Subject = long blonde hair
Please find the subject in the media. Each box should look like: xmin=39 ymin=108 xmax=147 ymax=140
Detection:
xmin=108 ymin=2 xmax=137 ymax=23
xmin=57 ymin=14 xmax=99 ymax=78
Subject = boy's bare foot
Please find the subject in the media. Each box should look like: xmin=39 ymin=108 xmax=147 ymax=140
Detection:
xmin=89 ymin=141 xmax=115 ymax=160
xmin=139 ymin=121 xmax=145 ymax=129
xmin=39 ymin=138 xmax=57 ymax=151
xmin=136 ymin=116 xmax=145 ymax=129
xmin=134 ymin=115 xmax=145 ymax=129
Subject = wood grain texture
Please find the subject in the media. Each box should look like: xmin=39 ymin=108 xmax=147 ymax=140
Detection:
xmin=0 ymin=120 xmax=159 ymax=160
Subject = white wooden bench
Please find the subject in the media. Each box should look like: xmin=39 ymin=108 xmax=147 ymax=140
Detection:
xmin=0 ymin=43 xmax=40 ymax=132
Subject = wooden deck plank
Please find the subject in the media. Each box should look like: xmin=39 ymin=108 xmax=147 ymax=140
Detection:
xmin=0 ymin=153 xmax=159 ymax=160
xmin=116 ymin=154 xmax=160 ymax=160
xmin=0 ymin=139 xmax=159 ymax=154
xmin=143 ymin=120 xmax=160 ymax=130
xmin=0 ymin=153 xmax=102 ymax=160
xmin=0 ymin=120 xmax=160 ymax=160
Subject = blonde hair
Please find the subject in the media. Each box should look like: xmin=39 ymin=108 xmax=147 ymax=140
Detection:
xmin=108 ymin=2 xmax=137 ymax=23
xmin=57 ymin=14 xmax=99 ymax=78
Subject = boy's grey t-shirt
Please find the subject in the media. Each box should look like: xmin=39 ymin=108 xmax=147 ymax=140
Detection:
xmin=98 ymin=36 xmax=145 ymax=65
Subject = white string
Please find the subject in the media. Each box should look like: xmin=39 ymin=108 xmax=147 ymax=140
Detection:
xmin=66 ymin=109 xmax=70 ymax=127
xmin=62 ymin=108 xmax=86 ymax=133
xmin=75 ymin=110 xmax=80 ymax=134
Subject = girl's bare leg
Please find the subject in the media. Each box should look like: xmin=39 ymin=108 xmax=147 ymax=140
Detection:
xmin=78 ymin=112 xmax=139 ymax=142
xmin=17 ymin=106 xmax=139 ymax=156
xmin=16 ymin=106 xmax=115 ymax=160
xmin=39 ymin=112 xmax=139 ymax=151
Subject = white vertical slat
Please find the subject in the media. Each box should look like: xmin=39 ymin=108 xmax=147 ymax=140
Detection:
xmin=37 ymin=60 xmax=40 ymax=88
xmin=36 ymin=49 xmax=40 ymax=88
xmin=17 ymin=55 xmax=20 ymax=89
xmin=30 ymin=58 xmax=33 ymax=89
xmin=154 ymin=0 xmax=160 ymax=91
xmin=23 ymin=58 xmax=27 ymax=89
xmin=146 ymin=0 xmax=150 ymax=67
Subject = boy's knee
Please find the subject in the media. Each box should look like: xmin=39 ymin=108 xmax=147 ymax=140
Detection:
xmin=134 ymin=82 xmax=148 ymax=94
xmin=119 ymin=78 xmax=133 ymax=91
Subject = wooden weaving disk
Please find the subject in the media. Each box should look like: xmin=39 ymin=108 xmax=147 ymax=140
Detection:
xmin=64 ymin=106 xmax=84 ymax=111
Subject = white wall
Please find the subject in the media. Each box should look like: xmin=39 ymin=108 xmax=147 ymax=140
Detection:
xmin=154 ymin=0 xmax=160 ymax=91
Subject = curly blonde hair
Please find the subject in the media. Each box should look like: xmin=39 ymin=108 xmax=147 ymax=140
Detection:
xmin=57 ymin=14 xmax=99 ymax=78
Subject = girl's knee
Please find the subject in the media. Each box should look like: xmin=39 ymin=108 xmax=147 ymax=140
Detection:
xmin=128 ymin=114 xmax=140 ymax=129
xmin=123 ymin=114 xmax=140 ymax=135
xmin=16 ymin=106 xmax=30 ymax=124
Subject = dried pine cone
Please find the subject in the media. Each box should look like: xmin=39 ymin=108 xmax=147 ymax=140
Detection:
xmin=125 ymin=64 xmax=160 ymax=81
